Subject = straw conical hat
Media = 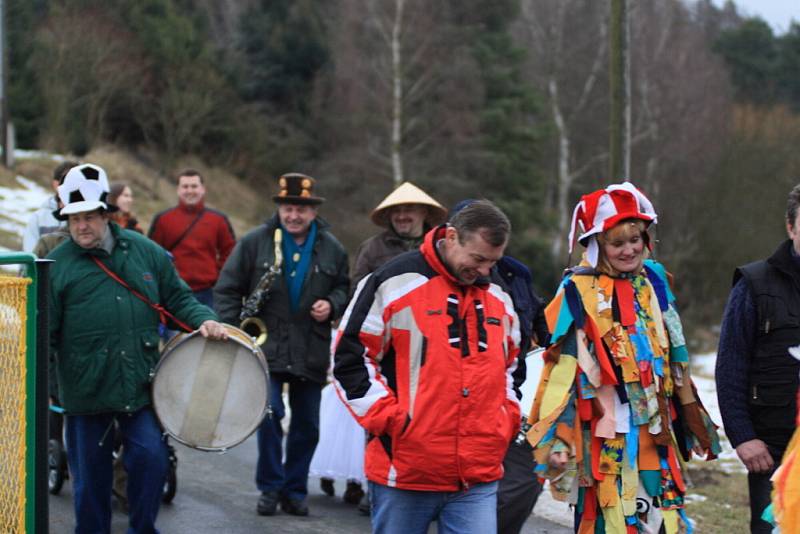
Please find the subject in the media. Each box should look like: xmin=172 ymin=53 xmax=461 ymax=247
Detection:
xmin=370 ymin=182 xmax=447 ymax=228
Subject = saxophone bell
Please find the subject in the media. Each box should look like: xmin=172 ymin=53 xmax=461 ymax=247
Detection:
xmin=240 ymin=316 xmax=268 ymax=346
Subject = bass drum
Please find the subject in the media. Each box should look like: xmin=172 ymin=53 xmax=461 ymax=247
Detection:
xmin=152 ymin=325 xmax=270 ymax=452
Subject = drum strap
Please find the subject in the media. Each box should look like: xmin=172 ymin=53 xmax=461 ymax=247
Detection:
xmin=91 ymin=256 xmax=193 ymax=332
xmin=166 ymin=209 xmax=205 ymax=252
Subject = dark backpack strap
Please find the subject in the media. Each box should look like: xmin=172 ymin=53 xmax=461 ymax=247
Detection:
xmin=167 ymin=209 xmax=205 ymax=252
xmin=90 ymin=256 xmax=193 ymax=332
xmin=567 ymin=265 xmax=597 ymax=277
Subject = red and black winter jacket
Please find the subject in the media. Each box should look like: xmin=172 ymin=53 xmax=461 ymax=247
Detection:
xmin=333 ymin=225 xmax=521 ymax=491
xmin=148 ymin=201 xmax=236 ymax=291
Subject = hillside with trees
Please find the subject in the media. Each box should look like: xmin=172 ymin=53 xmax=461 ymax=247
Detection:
xmin=6 ymin=0 xmax=800 ymax=334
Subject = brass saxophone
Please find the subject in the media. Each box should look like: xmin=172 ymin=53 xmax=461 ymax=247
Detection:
xmin=239 ymin=228 xmax=283 ymax=345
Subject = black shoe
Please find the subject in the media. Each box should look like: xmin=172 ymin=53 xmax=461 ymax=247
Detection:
xmin=320 ymin=477 xmax=335 ymax=497
xmin=343 ymin=481 xmax=364 ymax=504
xmin=257 ymin=491 xmax=279 ymax=516
xmin=281 ymin=496 xmax=309 ymax=516
xmin=357 ymin=493 xmax=371 ymax=516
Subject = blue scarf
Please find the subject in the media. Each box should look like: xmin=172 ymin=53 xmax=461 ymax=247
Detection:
xmin=280 ymin=221 xmax=317 ymax=313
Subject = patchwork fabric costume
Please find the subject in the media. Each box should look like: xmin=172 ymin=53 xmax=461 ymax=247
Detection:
xmin=768 ymin=348 xmax=800 ymax=532
xmin=527 ymin=260 xmax=720 ymax=533
xmin=527 ymin=183 xmax=720 ymax=534
xmin=768 ymin=390 xmax=800 ymax=532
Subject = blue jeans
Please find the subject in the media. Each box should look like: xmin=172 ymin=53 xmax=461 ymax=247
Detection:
xmin=256 ymin=373 xmax=322 ymax=501
xmin=369 ymin=480 xmax=499 ymax=534
xmin=65 ymin=407 xmax=168 ymax=534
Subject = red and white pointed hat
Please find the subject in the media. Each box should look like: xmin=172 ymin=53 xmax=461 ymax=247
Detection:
xmin=568 ymin=182 xmax=657 ymax=266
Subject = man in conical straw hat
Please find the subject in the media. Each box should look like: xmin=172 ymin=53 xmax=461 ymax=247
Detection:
xmin=351 ymin=182 xmax=447 ymax=285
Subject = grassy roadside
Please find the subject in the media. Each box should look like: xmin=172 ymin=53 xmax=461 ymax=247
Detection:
xmin=685 ymin=465 xmax=750 ymax=533
xmin=684 ymin=348 xmax=753 ymax=533
xmin=2 ymin=147 xmax=267 ymax=251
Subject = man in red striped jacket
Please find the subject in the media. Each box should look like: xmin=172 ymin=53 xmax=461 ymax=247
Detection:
xmin=333 ymin=200 xmax=521 ymax=534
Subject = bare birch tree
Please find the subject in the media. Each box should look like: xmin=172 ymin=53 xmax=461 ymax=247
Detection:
xmin=518 ymin=0 xmax=609 ymax=261
xmin=517 ymin=0 xmax=730 ymax=266
xmin=627 ymin=0 xmax=731 ymax=271
xmin=321 ymin=0 xmax=481 ymax=199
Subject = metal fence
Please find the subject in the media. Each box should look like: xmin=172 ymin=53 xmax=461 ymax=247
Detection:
xmin=0 ymin=253 xmax=48 ymax=534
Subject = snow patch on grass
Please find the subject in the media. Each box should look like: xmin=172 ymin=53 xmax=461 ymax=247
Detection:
xmin=692 ymin=352 xmax=745 ymax=471
xmin=14 ymin=149 xmax=66 ymax=162
xmin=684 ymin=493 xmax=708 ymax=503
xmin=532 ymin=485 xmax=573 ymax=526
xmin=0 ymin=175 xmax=51 ymax=228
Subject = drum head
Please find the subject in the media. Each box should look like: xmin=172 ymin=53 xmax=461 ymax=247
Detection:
xmin=152 ymin=326 xmax=270 ymax=451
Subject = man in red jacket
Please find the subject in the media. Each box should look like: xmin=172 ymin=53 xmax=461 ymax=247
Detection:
xmin=333 ymin=200 xmax=521 ymax=534
xmin=149 ymin=169 xmax=236 ymax=307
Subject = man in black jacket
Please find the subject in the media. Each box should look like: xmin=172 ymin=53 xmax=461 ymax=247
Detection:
xmin=716 ymin=184 xmax=800 ymax=533
xmin=214 ymin=173 xmax=349 ymax=518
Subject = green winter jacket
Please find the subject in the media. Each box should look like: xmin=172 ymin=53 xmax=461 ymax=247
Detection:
xmin=213 ymin=215 xmax=349 ymax=384
xmin=48 ymin=222 xmax=217 ymax=414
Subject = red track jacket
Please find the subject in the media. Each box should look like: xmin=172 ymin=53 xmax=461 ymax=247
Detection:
xmin=148 ymin=201 xmax=235 ymax=291
xmin=333 ymin=226 xmax=521 ymax=491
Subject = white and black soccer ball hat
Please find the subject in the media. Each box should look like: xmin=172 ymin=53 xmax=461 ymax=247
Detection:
xmin=57 ymin=163 xmax=116 ymax=217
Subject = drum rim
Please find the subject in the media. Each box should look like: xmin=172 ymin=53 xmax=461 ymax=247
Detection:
xmin=151 ymin=324 xmax=271 ymax=452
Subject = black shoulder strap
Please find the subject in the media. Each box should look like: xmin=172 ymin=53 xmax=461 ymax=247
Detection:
xmin=167 ymin=209 xmax=205 ymax=252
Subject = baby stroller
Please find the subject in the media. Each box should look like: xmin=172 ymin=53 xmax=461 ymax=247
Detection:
xmin=47 ymin=401 xmax=69 ymax=495
xmin=47 ymin=404 xmax=69 ymax=495
xmin=47 ymin=403 xmax=178 ymax=504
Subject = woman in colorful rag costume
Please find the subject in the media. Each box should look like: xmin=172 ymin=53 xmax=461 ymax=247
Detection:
xmin=527 ymin=183 xmax=721 ymax=534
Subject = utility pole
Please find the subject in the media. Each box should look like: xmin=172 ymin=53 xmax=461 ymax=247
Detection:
xmin=609 ymin=0 xmax=630 ymax=182
xmin=0 ymin=0 xmax=9 ymax=168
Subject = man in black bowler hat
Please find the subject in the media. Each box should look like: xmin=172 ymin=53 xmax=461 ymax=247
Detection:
xmin=214 ymin=173 xmax=350 ymax=517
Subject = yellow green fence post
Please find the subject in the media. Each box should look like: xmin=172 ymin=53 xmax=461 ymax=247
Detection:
xmin=0 ymin=252 xmax=48 ymax=534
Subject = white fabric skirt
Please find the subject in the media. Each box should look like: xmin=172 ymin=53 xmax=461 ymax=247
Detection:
xmin=309 ymin=383 xmax=366 ymax=483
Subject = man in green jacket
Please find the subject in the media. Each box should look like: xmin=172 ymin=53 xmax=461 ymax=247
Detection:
xmin=48 ymin=163 xmax=226 ymax=534
xmin=214 ymin=173 xmax=349 ymax=518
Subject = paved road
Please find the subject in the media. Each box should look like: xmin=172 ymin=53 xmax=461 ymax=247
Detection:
xmin=49 ymin=434 xmax=570 ymax=533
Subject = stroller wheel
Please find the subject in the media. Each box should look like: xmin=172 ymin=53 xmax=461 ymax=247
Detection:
xmin=48 ymin=439 xmax=67 ymax=495
xmin=161 ymin=446 xmax=177 ymax=504
xmin=162 ymin=467 xmax=177 ymax=504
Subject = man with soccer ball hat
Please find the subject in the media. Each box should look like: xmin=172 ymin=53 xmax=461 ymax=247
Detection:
xmin=48 ymin=163 xmax=227 ymax=534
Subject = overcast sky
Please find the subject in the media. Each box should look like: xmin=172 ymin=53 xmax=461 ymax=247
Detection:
xmin=714 ymin=0 xmax=798 ymax=33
